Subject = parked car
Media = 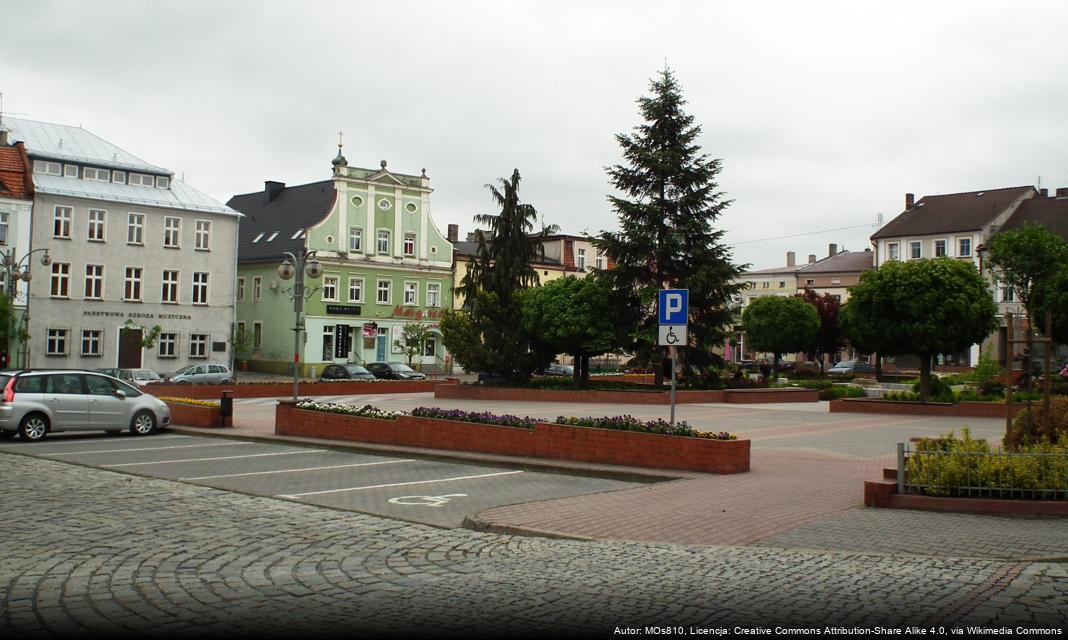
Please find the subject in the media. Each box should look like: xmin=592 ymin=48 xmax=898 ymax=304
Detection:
xmin=168 ymin=363 xmax=232 ymax=384
xmin=0 ymin=369 xmax=171 ymax=442
xmin=365 ymin=362 xmax=427 ymax=380
xmin=320 ymin=364 xmax=376 ymax=381
xmin=827 ymin=360 xmax=874 ymax=375
xmin=542 ymin=364 xmax=574 ymax=377
xmin=120 ymin=368 xmax=163 ymax=387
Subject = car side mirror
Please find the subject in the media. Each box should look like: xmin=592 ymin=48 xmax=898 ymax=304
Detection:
xmin=114 ymin=389 xmax=127 ymax=399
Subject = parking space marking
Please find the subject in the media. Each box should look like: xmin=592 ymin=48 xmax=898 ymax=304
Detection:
xmin=0 ymin=435 xmax=192 ymax=449
xmin=179 ymin=458 xmax=416 ymax=481
xmin=279 ymin=470 xmax=525 ymax=499
xmin=46 ymin=442 xmax=250 ymax=456
xmin=102 ymin=450 xmax=327 ymax=468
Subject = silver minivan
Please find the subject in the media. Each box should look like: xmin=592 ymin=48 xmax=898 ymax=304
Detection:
xmin=0 ymin=370 xmax=172 ymax=442
xmin=168 ymin=363 xmax=232 ymax=385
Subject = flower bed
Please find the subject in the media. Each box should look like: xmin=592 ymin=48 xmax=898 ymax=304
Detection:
xmin=276 ymin=401 xmax=749 ymax=473
xmin=162 ymin=398 xmax=226 ymax=428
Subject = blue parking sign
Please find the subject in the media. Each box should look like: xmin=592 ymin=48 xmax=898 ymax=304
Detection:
xmin=658 ymin=289 xmax=688 ymax=325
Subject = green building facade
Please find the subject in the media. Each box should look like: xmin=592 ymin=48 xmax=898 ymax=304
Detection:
xmin=230 ymin=151 xmax=454 ymax=376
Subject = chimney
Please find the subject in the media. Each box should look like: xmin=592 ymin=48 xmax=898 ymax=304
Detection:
xmin=0 ymin=128 xmax=7 ymax=145
xmin=1039 ymin=188 xmax=1049 ymax=198
xmin=828 ymin=243 xmax=837 ymax=257
xmin=447 ymin=224 xmax=459 ymax=243
xmin=1056 ymin=187 xmax=1068 ymax=198
xmin=264 ymin=181 xmax=285 ymax=203
xmin=905 ymin=193 xmax=914 ymax=209
xmin=808 ymin=254 xmax=816 ymax=264
xmin=786 ymin=251 xmax=796 ymax=267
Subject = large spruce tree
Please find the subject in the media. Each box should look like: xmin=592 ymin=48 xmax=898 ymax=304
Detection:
xmin=595 ymin=69 xmax=745 ymax=384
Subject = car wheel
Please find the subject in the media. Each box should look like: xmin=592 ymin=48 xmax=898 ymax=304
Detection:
xmin=219 ymin=378 xmax=231 ymax=384
xmin=18 ymin=413 xmax=50 ymax=442
xmin=130 ymin=411 xmax=157 ymax=436
xmin=0 ymin=429 xmax=16 ymax=441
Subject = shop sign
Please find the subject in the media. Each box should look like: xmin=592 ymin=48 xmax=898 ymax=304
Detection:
xmin=391 ymin=306 xmax=443 ymax=321
xmin=326 ymin=304 xmax=362 ymax=316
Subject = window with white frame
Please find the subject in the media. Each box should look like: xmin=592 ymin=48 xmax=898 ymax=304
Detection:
xmin=87 ymin=209 xmax=106 ymax=242
xmin=404 ymin=281 xmax=417 ymax=305
xmin=194 ymin=220 xmax=211 ymax=251
xmin=81 ymin=330 xmax=102 ymax=357
xmin=34 ymin=161 xmax=61 ymax=176
xmin=426 ymin=282 xmax=440 ymax=307
xmin=403 ymin=233 xmax=415 ymax=256
xmin=958 ymin=237 xmax=972 ymax=257
xmin=192 ymin=272 xmax=209 ymax=305
xmin=0 ymin=211 xmax=8 ymax=245
xmin=377 ymin=279 xmax=391 ymax=303
xmin=156 ymin=176 xmax=170 ymax=189
xmin=189 ymin=334 xmax=208 ymax=359
xmin=377 ymin=230 xmax=390 ymax=254
xmin=237 ymin=277 xmax=245 ymax=301
xmin=124 ymin=267 xmax=143 ymax=301
xmin=577 ymin=248 xmax=587 ymax=270
xmin=84 ymin=167 xmax=110 ymax=182
xmin=84 ymin=265 xmax=104 ymax=300
xmin=162 ymin=270 xmax=179 ymax=304
xmin=50 ymin=262 xmax=70 ymax=298
xmin=909 ymin=241 xmax=922 ymax=260
xmin=595 ymin=254 xmax=605 ymax=270
xmin=54 ymin=206 xmax=72 ymax=239
xmin=934 ymin=239 xmax=947 ymax=258
xmin=127 ymin=213 xmax=144 ymax=244
xmin=830 ymin=277 xmax=841 ymax=285
xmin=322 ymin=275 xmax=339 ymax=301
xmin=1002 ymin=284 xmax=1015 ymax=302
xmin=158 ymin=332 xmax=178 ymax=358
xmin=349 ymin=227 xmax=362 ymax=252
xmin=888 ymin=242 xmax=900 ymax=261
xmin=253 ymin=276 xmax=262 ymax=301
xmin=129 ymin=173 xmax=154 ymax=186
xmin=64 ymin=164 xmax=78 ymax=178
xmin=46 ymin=328 xmax=69 ymax=356
xmin=164 ymin=217 xmax=181 ymax=248
xmin=348 ymin=277 xmax=363 ymax=302
xmin=112 ymin=171 xmax=126 ymax=184
xmin=253 ymin=322 xmax=262 ymax=349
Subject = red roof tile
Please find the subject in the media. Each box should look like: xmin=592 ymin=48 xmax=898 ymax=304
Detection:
xmin=0 ymin=144 xmax=32 ymax=200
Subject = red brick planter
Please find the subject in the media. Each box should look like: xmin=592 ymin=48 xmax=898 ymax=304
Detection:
xmin=830 ymin=398 xmax=1026 ymax=418
xmin=164 ymin=401 xmax=227 ymax=428
xmin=864 ymin=478 xmax=1068 ymax=516
xmin=146 ymin=378 xmax=458 ymax=400
xmin=434 ymin=384 xmax=817 ymax=405
xmin=275 ymin=402 xmax=750 ymax=474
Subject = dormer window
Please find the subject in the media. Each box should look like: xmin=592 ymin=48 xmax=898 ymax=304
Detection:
xmin=266 ymin=231 xmax=279 ymax=242
xmin=84 ymin=167 xmax=110 ymax=182
xmin=252 ymin=232 xmax=265 ymax=243
xmin=155 ymin=176 xmax=170 ymax=189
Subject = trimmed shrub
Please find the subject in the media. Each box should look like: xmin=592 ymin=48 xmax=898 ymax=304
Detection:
xmin=819 ymin=385 xmax=865 ymax=400
xmin=1005 ymin=396 xmax=1068 ymax=449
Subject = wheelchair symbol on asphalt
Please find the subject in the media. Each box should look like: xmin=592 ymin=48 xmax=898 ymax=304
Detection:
xmin=388 ymin=494 xmax=468 ymax=507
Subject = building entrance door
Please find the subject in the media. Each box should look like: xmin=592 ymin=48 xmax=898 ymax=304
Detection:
xmin=118 ymin=329 xmax=143 ymax=368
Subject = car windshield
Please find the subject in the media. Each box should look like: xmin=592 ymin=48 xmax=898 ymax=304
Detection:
xmin=132 ymin=370 xmax=159 ymax=380
xmin=176 ymin=366 xmax=198 ymax=375
xmin=389 ymin=363 xmax=415 ymax=372
xmin=345 ymin=366 xmax=371 ymax=375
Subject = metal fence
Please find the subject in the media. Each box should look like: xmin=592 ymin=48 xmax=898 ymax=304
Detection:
xmin=897 ymin=442 xmax=1068 ymax=500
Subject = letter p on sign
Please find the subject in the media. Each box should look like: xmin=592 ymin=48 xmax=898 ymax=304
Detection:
xmin=658 ymin=289 xmax=689 ymax=326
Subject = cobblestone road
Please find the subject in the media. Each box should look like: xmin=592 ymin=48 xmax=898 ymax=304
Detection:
xmin=2 ymin=454 xmax=1064 ymax=638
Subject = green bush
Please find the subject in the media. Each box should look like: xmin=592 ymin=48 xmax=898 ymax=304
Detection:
xmin=1005 ymin=396 xmax=1068 ymax=449
xmin=820 ymin=385 xmax=866 ymax=400
xmin=908 ymin=428 xmax=1068 ymax=498
xmin=885 ymin=390 xmax=920 ymax=401
xmin=913 ymin=376 xmax=953 ymax=402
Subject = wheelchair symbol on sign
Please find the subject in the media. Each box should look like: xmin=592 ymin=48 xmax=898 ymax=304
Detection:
xmin=665 ymin=327 xmax=679 ymax=344
xmin=388 ymin=494 xmax=468 ymax=507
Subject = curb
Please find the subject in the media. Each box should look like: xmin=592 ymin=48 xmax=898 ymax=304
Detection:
xmin=462 ymin=514 xmax=595 ymax=542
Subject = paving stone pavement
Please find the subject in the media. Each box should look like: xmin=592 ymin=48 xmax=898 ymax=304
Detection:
xmin=2 ymin=454 xmax=1065 ymax=638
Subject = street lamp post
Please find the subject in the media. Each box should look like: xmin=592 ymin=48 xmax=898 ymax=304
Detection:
xmin=277 ymin=249 xmax=322 ymax=400
xmin=0 ymin=247 xmax=51 ymax=369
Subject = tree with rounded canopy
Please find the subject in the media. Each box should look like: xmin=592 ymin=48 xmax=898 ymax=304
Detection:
xmin=1030 ymin=269 xmax=1068 ymax=345
xmin=840 ymin=258 xmax=999 ymax=401
xmin=741 ymin=296 xmax=819 ymax=378
xmin=520 ymin=276 xmax=624 ymax=385
xmin=985 ymin=223 xmax=1068 ymax=330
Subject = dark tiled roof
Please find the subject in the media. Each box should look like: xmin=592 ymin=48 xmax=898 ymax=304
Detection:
xmin=871 ymin=186 xmax=1035 ymax=239
xmin=0 ymin=144 xmax=32 ymax=200
xmin=797 ymin=250 xmax=874 ymax=274
xmin=1001 ymin=196 xmax=1068 ymax=241
xmin=228 ymin=180 xmax=335 ymax=263
xmin=452 ymin=239 xmax=564 ymax=267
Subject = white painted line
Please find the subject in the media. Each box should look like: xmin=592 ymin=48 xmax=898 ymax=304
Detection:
xmin=279 ymin=470 xmax=525 ymax=499
xmin=102 ymin=450 xmax=326 ymax=468
xmin=47 ymin=442 xmax=250 ymax=456
xmin=180 ymin=458 xmax=415 ymax=481
xmin=0 ymin=435 xmax=191 ymax=449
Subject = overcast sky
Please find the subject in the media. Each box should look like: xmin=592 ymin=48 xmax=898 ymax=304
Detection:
xmin=3 ymin=0 xmax=1067 ymax=269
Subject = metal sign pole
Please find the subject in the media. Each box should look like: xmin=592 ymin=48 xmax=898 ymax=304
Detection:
xmin=670 ymin=345 xmax=677 ymax=427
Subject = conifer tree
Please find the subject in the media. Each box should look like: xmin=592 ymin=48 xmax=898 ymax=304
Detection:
xmin=595 ymin=69 xmax=745 ymax=384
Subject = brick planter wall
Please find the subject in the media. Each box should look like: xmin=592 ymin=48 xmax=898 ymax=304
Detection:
xmin=435 ymin=384 xmax=818 ymax=405
xmin=276 ymin=402 xmax=749 ymax=474
xmin=830 ymin=398 xmax=1026 ymax=418
xmin=164 ymin=401 xmax=227 ymax=428
xmin=146 ymin=378 xmax=458 ymax=400
xmin=864 ymin=478 xmax=1068 ymax=516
